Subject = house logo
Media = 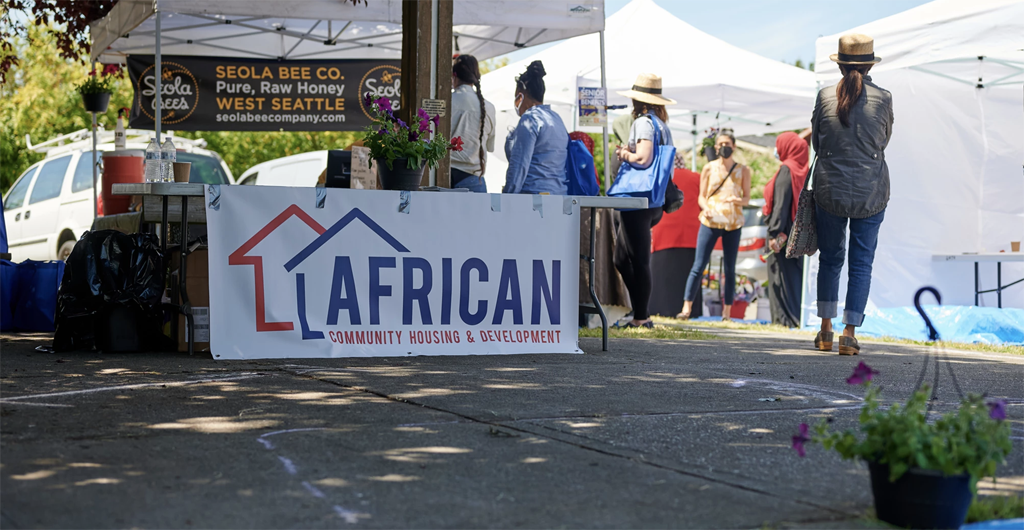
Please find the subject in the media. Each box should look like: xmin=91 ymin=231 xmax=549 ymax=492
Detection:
xmin=359 ymin=64 xmax=402 ymax=120
xmin=568 ymin=4 xmax=593 ymax=15
xmin=228 ymin=204 xmax=564 ymax=344
xmin=135 ymin=61 xmax=199 ymax=124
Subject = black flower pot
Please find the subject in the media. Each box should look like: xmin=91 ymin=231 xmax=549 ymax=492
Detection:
xmin=868 ymin=461 xmax=971 ymax=529
xmin=82 ymin=92 xmax=111 ymax=113
xmin=703 ymin=146 xmax=718 ymax=161
xmin=376 ymin=157 xmax=425 ymax=191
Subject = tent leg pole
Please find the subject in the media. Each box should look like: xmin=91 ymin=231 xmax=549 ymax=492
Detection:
xmin=691 ymin=113 xmax=697 ymax=172
xmin=427 ymin=0 xmax=439 ymax=187
xmin=92 ymin=111 xmax=98 ymax=222
xmin=599 ymin=30 xmax=609 ymax=193
xmin=155 ymin=10 xmax=162 ymax=145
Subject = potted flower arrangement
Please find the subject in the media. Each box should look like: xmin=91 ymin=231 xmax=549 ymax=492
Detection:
xmin=76 ymin=64 xmax=121 ymax=113
xmin=700 ymin=126 xmax=719 ymax=161
xmin=793 ymin=361 xmax=1011 ymax=529
xmin=361 ymin=95 xmax=463 ymax=191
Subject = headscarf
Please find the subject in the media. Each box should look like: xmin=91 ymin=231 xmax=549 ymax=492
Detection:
xmin=763 ymin=132 xmax=809 ymax=222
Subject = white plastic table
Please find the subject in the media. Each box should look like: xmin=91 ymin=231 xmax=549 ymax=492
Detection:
xmin=575 ymin=196 xmax=648 ymax=350
xmin=932 ymin=252 xmax=1024 ymax=307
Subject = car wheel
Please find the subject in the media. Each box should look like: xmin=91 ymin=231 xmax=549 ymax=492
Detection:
xmin=58 ymin=239 xmax=76 ymax=261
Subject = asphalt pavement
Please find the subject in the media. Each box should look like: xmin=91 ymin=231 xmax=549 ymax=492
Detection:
xmin=1 ymin=330 xmax=1021 ymax=529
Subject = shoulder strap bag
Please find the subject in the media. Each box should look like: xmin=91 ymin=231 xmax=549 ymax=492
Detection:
xmin=607 ymin=114 xmax=677 ymax=208
xmin=785 ymin=155 xmax=819 ymax=259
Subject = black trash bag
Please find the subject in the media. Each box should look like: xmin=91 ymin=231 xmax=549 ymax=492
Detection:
xmin=53 ymin=230 xmax=165 ymax=352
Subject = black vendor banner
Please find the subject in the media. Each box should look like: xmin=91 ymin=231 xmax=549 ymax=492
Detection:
xmin=127 ymin=56 xmax=401 ymax=131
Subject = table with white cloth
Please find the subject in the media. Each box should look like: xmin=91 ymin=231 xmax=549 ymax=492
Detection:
xmin=932 ymin=252 xmax=1024 ymax=308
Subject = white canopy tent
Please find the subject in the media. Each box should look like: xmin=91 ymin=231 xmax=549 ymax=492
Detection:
xmin=810 ymin=0 xmax=1024 ymax=313
xmin=480 ymin=0 xmax=817 ymax=193
xmin=91 ymin=0 xmax=605 ymax=63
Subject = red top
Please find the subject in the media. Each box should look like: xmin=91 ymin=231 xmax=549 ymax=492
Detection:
xmin=652 ymin=168 xmax=702 ymax=251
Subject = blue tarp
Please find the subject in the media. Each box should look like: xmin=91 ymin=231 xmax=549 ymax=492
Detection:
xmin=807 ymin=306 xmax=1024 ymax=346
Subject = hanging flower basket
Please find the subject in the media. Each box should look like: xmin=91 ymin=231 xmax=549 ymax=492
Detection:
xmin=76 ymin=65 xmax=122 ymax=114
xmin=81 ymin=92 xmax=112 ymax=113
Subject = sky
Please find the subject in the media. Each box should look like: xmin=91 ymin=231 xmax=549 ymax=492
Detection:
xmin=502 ymin=0 xmax=932 ymax=67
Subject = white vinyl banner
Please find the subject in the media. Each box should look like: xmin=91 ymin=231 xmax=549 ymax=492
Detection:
xmin=204 ymin=185 xmax=581 ymax=359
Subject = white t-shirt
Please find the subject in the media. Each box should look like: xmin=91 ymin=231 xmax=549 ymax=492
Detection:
xmin=450 ymin=84 xmax=496 ymax=176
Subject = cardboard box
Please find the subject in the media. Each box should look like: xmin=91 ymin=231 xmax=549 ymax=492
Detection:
xmin=169 ymin=249 xmax=211 ymax=352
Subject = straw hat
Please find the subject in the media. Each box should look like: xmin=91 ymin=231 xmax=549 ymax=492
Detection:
xmin=617 ymin=73 xmax=676 ymax=106
xmin=830 ymin=34 xmax=882 ymax=65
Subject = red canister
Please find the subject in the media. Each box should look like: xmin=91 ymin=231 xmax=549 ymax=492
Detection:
xmin=100 ymin=150 xmax=144 ymax=216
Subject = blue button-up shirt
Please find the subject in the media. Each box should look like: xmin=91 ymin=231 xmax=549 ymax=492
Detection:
xmin=503 ymin=105 xmax=569 ymax=195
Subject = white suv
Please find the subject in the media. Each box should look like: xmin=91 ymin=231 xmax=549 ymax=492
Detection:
xmin=3 ymin=129 xmax=233 ymax=261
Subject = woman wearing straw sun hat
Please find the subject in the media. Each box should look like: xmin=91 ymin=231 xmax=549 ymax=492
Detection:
xmin=811 ymin=34 xmax=893 ymax=356
xmin=610 ymin=73 xmax=682 ymax=328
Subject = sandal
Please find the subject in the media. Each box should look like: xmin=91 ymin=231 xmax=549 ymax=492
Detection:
xmin=814 ymin=331 xmax=834 ymax=352
xmin=838 ymin=336 xmax=860 ymax=356
xmin=675 ymin=312 xmax=691 ymax=321
xmin=625 ymin=321 xmax=654 ymax=329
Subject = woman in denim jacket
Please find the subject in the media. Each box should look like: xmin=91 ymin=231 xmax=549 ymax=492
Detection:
xmin=812 ymin=34 xmax=893 ymax=356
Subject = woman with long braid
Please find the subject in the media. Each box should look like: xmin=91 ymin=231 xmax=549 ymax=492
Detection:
xmin=450 ymin=55 xmax=495 ymax=192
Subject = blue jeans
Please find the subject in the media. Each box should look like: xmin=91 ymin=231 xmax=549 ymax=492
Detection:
xmin=816 ymin=205 xmax=885 ymax=327
xmin=451 ymin=169 xmax=488 ymax=192
xmin=684 ymin=224 xmax=742 ymax=305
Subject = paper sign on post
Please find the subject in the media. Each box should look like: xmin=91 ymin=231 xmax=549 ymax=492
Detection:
xmin=577 ymin=87 xmax=606 ymax=127
xmin=350 ymin=146 xmax=378 ymax=190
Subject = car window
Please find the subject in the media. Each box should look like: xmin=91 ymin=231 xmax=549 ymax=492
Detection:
xmin=29 ymin=155 xmax=72 ymax=204
xmin=239 ymin=173 xmax=258 ymax=185
xmin=177 ymin=152 xmax=229 ymax=185
xmin=72 ymin=152 xmax=102 ymax=193
xmin=4 ymin=166 xmax=38 ymax=210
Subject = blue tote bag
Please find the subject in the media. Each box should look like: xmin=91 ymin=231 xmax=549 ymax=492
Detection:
xmin=607 ymin=114 xmax=676 ymax=208
xmin=565 ymin=139 xmax=600 ymax=196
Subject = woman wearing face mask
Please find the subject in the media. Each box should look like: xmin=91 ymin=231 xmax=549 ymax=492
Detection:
xmin=503 ymin=61 xmax=569 ymax=195
xmin=610 ymin=73 xmax=678 ymax=328
xmin=677 ymin=130 xmax=751 ymax=321
xmin=812 ymin=34 xmax=892 ymax=355
xmin=763 ymin=132 xmax=808 ymax=328
xmin=450 ymin=55 xmax=495 ymax=192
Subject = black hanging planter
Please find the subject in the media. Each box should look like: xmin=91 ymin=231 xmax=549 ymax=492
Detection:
xmin=376 ymin=157 xmax=424 ymax=191
xmin=82 ymin=92 xmax=112 ymax=113
xmin=868 ymin=461 xmax=972 ymax=529
xmin=703 ymin=146 xmax=718 ymax=161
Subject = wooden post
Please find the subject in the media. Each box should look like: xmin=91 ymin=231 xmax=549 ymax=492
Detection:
xmin=401 ymin=0 xmax=453 ymax=188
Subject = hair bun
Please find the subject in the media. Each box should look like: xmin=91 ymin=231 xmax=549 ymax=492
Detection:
xmin=526 ymin=60 xmax=546 ymax=78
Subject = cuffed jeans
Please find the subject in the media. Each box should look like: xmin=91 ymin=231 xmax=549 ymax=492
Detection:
xmin=816 ymin=205 xmax=885 ymax=327
xmin=684 ymin=224 xmax=741 ymax=305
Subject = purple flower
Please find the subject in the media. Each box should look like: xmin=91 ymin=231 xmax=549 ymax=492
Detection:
xmin=376 ymin=127 xmax=386 ymax=135
xmin=408 ymin=129 xmax=419 ymax=142
xmin=375 ymin=97 xmax=392 ymax=113
xmin=988 ymin=399 xmax=1007 ymax=421
xmin=431 ymin=113 xmax=440 ymax=128
xmin=363 ymin=93 xmax=373 ymax=109
xmin=792 ymin=423 xmax=810 ymax=457
xmin=846 ymin=361 xmax=879 ymax=385
xmin=396 ymin=118 xmax=407 ymax=129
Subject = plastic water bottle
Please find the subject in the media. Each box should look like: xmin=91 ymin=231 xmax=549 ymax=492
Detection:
xmin=161 ymin=137 xmax=176 ymax=182
xmin=144 ymin=138 xmax=161 ymax=182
